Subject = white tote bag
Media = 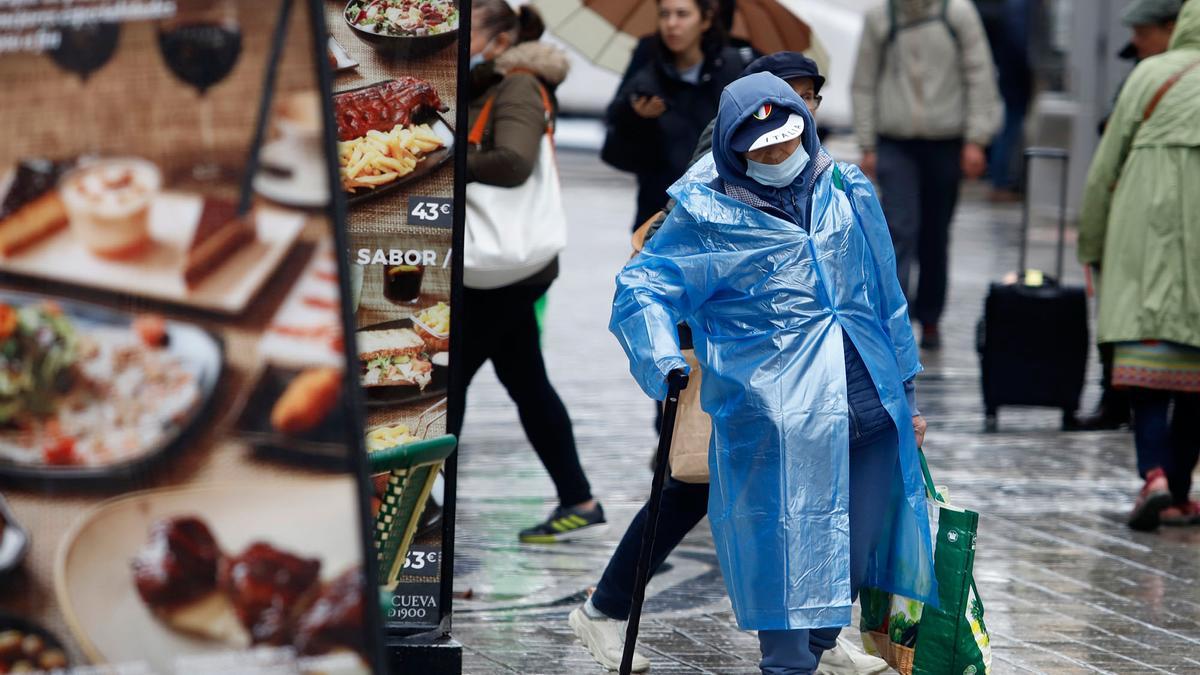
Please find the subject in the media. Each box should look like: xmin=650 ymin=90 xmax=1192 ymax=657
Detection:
xmin=464 ymin=78 xmax=568 ymax=289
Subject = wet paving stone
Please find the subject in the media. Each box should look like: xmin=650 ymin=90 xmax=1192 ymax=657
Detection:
xmin=451 ymin=151 xmax=1200 ymax=673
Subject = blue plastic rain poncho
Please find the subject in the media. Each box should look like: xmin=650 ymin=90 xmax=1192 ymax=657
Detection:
xmin=610 ymin=73 xmax=937 ymax=631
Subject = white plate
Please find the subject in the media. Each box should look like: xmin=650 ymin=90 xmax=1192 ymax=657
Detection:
xmin=55 ymin=477 xmax=366 ymax=673
xmin=328 ymin=36 xmax=358 ymax=72
xmin=253 ymin=138 xmax=331 ymax=209
xmin=0 ymin=193 xmax=304 ymax=315
xmin=258 ymin=238 xmax=344 ymax=369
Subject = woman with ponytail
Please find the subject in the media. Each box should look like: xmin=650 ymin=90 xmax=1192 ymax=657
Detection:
xmin=457 ymin=1 xmax=608 ymax=543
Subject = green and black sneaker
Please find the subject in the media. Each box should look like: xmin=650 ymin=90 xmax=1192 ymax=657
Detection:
xmin=519 ymin=503 xmax=608 ymax=543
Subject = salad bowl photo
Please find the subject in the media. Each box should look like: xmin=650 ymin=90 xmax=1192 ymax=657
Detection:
xmin=343 ymin=0 xmax=459 ymax=58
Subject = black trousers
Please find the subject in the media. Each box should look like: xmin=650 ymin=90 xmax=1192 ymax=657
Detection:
xmin=876 ymin=137 xmax=963 ymax=326
xmin=590 ymin=476 xmax=709 ymax=620
xmin=453 ymin=282 xmax=593 ymax=507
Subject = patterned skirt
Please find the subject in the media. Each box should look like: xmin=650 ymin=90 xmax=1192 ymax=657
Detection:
xmin=1112 ymin=341 xmax=1200 ymax=392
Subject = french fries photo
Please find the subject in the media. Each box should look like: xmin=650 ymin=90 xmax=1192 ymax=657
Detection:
xmin=338 ymin=123 xmax=445 ymax=193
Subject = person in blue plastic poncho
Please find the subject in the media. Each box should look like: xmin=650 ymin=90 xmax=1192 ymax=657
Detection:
xmin=610 ymin=72 xmax=938 ymax=674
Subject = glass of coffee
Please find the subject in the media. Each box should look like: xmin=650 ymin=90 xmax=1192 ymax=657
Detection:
xmin=383 ymin=265 xmax=423 ymax=304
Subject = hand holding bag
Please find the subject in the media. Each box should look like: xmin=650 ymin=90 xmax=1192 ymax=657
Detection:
xmin=859 ymin=449 xmax=992 ymax=675
xmin=464 ymin=75 xmax=567 ymax=289
xmin=668 ymin=349 xmax=711 ymax=483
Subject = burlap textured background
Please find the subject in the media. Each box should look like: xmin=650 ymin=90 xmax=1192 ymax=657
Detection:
xmin=0 ymin=1 xmax=319 ymax=175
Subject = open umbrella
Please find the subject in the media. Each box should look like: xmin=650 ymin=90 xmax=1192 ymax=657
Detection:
xmin=532 ymin=0 xmax=828 ymax=76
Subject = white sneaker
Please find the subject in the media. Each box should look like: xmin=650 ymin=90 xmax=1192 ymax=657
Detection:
xmin=816 ymin=634 xmax=890 ymax=674
xmin=568 ymin=606 xmax=651 ymax=672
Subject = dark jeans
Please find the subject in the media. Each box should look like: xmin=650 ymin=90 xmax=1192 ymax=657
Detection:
xmin=453 ymin=283 xmax=593 ymax=507
xmin=876 ymin=137 xmax=963 ymax=326
xmin=1131 ymin=389 xmax=1200 ymax=504
xmin=989 ymin=99 xmax=1027 ymax=191
xmin=590 ymin=475 xmax=709 ymax=620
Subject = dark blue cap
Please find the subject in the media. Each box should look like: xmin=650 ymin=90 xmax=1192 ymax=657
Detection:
xmin=742 ymin=52 xmax=825 ymax=94
xmin=730 ymin=101 xmax=806 ymax=153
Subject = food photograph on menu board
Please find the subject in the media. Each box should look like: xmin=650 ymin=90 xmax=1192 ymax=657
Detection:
xmin=325 ymin=0 xmax=461 ymax=631
xmin=0 ymin=1 xmax=381 ymax=672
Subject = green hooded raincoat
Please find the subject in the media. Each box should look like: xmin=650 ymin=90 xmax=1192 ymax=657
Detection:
xmin=1078 ymin=0 xmax=1200 ymax=348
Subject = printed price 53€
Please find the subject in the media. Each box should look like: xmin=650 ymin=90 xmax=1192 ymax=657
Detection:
xmin=403 ymin=549 xmax=439 ymax=571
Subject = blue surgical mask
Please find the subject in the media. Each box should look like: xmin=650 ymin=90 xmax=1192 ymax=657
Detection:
xmin=469 ymin=36 xmax=495 ymax=71
xmin=745 ymin=143 xmax=810 ymax=188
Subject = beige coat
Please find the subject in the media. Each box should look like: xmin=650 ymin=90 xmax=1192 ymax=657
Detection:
xmin=850 ymin=0 xmax=1002 ymax=149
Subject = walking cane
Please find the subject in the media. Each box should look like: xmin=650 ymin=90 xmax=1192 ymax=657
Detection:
xmin=620 ymin=368 xmax=689 ymax=675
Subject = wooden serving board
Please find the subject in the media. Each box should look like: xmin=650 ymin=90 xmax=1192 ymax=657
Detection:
xmin=0 ymin=192 xmax=304 ymax=315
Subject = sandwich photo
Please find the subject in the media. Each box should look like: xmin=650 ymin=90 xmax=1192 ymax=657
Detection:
xmin=356 ymin=328 xmax=431 ymax=389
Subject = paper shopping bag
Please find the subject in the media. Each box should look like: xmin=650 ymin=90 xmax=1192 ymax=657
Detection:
xmin=668 ymin=349 xmax=711 ymax=484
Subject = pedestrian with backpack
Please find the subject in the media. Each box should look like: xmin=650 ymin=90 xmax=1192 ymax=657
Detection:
xmin=850 ymin=0 xmax=1002 ymax=349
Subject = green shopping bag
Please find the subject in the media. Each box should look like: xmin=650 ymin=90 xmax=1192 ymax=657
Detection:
xmin=859 ymin=449 xmax=992 ymax=675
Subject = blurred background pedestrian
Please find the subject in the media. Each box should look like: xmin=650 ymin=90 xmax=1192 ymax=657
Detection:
xmin=850 ymin=0 xmax=1002 ymax=350
xmin=1074 ymin=0 xmax=1183 ymax=432
xmin=977 ymin=0 xmax=1036 ymax=203
xmin=600 ymin=0 xmax=751 ymax=230
xmin=1078 ymin=0 xmax=1200 ymax=531
xmin=459 ymin=0 xmax=608 ymax=543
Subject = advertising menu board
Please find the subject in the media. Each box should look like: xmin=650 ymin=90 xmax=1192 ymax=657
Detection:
xmin=0 ymin=1 xmax=385 ymax=672
xmin=324 ymin=0 xmax=464 ymax=637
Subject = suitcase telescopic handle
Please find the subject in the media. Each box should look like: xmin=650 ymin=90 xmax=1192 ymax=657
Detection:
xmin=1019 ymin=147 xmax=1070 ymax=284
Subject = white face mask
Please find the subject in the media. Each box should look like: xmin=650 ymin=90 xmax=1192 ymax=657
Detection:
xmin=745 ymin=142 xmax=810 ymax=188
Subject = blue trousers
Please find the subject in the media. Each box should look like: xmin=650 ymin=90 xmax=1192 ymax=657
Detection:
xmin=1132 ymin=389 xmax=1200 ymax=504
xmin=989 ymin=99 xmax=1028 ymax=191
xmin=758 ymin=425 xmax=899 ymax=675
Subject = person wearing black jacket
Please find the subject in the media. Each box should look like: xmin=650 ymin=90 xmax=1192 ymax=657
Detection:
xmin=601 ymin=0 xmax=750 ymax=230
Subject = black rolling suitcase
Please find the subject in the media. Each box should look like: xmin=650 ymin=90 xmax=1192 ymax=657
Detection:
xmin=977 ymin=148 xmax=1088 ymax=431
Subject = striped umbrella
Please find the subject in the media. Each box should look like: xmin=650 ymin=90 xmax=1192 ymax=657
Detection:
xmin=532 ymin=0 xmax=828 ymax=75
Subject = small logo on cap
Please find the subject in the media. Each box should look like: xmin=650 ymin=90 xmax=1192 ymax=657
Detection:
xmin=753 ymin=103 xmax=772 ymax=120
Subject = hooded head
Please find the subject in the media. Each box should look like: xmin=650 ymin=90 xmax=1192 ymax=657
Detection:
xmin=1168 ymin=0 xmax=1200 ymax=52
xmin=712 ymin=72 xmax=821 ymax=198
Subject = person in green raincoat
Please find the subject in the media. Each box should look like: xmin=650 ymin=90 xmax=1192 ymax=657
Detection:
xmin=1078 ymin=0 xmax=1200 ymax=530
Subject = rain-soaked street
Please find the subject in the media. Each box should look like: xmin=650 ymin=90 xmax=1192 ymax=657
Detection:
xmin=450 ymin=148 xmax=1200 ymax=674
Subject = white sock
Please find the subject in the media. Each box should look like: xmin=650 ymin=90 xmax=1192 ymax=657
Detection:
xmin=583 ymin=597 xmax=610 ymax=620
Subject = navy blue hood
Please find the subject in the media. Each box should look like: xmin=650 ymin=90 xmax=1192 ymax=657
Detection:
xmin=713 ymin=73 xmax=821 ymax=202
